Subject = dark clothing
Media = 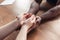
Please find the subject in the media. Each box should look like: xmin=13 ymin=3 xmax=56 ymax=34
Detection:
xmin=57 ymin=0 xmax=60 ymax=5
xmin=35 ymin=0 xmax=42 ymax=4
xmin=35 ymin=0 xmax=60 ymax=5
xmin=47 ymin=0 xmax=58 ymax=6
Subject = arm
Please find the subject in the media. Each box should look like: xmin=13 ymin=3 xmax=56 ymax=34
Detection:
xmin=0 ymin=13 xmax=31 ymax=39
xmin=40 ymin=5 xmax=60 ymax=21
xmin=28 ymin=0 xmax=42 ymax=15
xmin=16 ymin=15 xmax=36 ymax=40
xmin=0 ymin=18 xmax=19 ymax=39
xmin=16 ymin=25 xmax=29 ymax=40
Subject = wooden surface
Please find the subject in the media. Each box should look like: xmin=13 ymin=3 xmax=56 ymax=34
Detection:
xmin=0 ymin=6 xmax=16 ymax=26
xmin=0 ymin=0 xmax=4 ymax=3
xmin=0 ymin=0 xmax=60 ymax=40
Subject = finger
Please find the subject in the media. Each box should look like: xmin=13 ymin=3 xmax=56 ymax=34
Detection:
xmin=29 ymin=15 xmax=35 ymax=21
xmin=29 ymin=15 xmax=36 ymax=24
xmin=30 ymin=15 xmax=35 ymax=19
xmin=24 ymin=15 xmax=36 ymax=25
xmin=24 ymin=13 xmax=33 ymax=19
xmin=36 ymin=16 xmax=41 ymax=21
xmin=36 ymin=16 xmax=41 ymax=24
xmin=31 ymin=17 xmax=36 ymax=24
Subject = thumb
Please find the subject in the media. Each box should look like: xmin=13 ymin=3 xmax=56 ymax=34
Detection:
xmin=36 ymin=16 xmax=41 ymax=24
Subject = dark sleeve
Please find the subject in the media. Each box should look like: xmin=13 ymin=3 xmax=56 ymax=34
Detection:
xmin=35 ymin=0 xmax=42 ymax=4
xmin=47 ymin=0 xmax=58 ymax=6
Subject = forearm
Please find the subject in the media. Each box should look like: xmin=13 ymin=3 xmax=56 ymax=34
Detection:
xmin=16 ymin=25 xmax=28 ymax=40
xmin=0 ymin=19 xmax=19 ymax=39
xmin=28 ymin=0 xmax=40 ymax=15
xmin=40 ymin=5 xmax=60 ymax=21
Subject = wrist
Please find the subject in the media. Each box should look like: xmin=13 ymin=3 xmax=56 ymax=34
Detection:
xmin=22 ymin=25 xmax=29 ymax=31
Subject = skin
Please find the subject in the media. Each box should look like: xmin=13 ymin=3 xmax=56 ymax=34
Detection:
xmin=0 ymin=13 xmax=34 ymax=40
xmin=0 ymin=19 xmax=19 ymax=40
xmin=16 ymin=25 xmax=28 ymax=40
xmin=0 ymin=14 xmax=30 ymax=39
xmin=16 ymin=15 xmax=36 ymax=40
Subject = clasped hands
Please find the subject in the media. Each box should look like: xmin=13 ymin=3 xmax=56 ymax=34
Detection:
xmin=18 ymin=13 xmax=41 ymax=32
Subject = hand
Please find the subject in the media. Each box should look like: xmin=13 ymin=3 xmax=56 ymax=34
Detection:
xmin=28 ymin=16 xmax=41 ymax=32
xmin=17 ymin=13 xmax=41 ymax=32
xmin=23 ymin=15 xmax=36 ymax=29
xmin=18 ymin=13 xmax=33 ymax=25
xmin=16 ymin=13 xmax=34 ymax=30
xmin=36 ymin=16 xmax=41 ymax=24
xmin=22 ymin=15 xmax=41 ymax=32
